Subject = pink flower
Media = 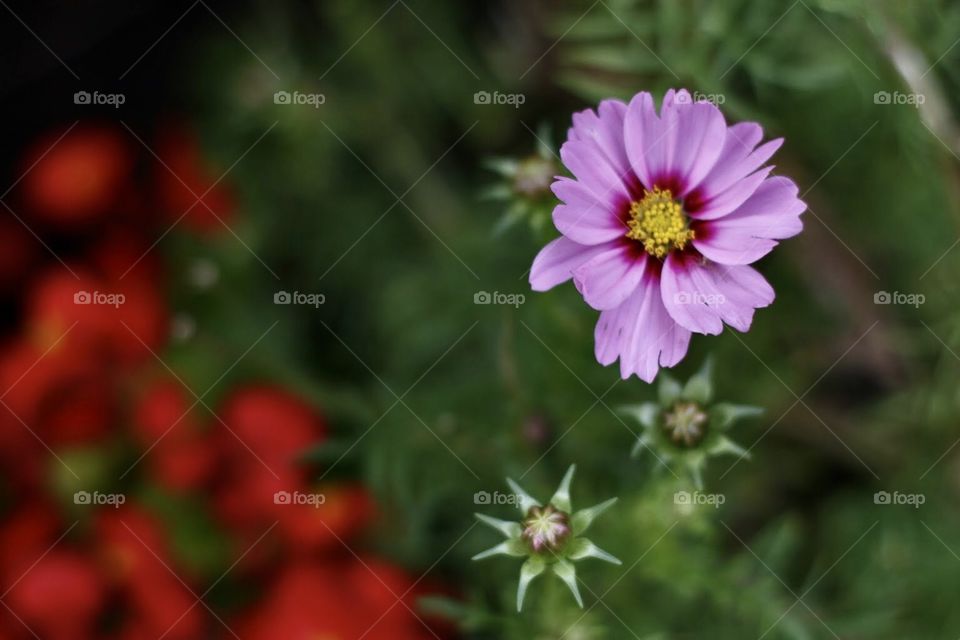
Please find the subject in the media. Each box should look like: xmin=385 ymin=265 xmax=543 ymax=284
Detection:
xmin=530 ymin=89 xmax=806 ymax=382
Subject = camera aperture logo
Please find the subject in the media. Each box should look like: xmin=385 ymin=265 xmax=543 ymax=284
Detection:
xmin=74 ymin=290 xmax=125 ymax=308
xmin=873 ymin=290 xmax=924 ymax=308
xmin=274 ymin=91 xmax=325 ymax=108
xmin=274 ymin=290 xmax=325 ymax=308
xmin=874 ymin=490 xmax=924 ymax=508
xmin=274 ymin=490 xmax=326 ymax=508
xmin=473 ymin=490 xmax=521 ymax=506
xmin=474 ymin=90 xmax=525 ymax=109
xmin=675 ymin=91 xmax=725 ymax=106
xmin=474 ymin=290 xmax=525 ymax=308
xmin=74 ymin=90 xmax=126 ymax=108
xmin=674 ymin=490 xmax=725 ymax=508
xmin=74 ymin=491 xmax=126 ymax=508
xmin=673 ymin=291 xmax=725 ymax=306
xmin=874 ymin=91 xmax=925 ymax=108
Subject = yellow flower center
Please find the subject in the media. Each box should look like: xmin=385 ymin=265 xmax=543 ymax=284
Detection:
xmin=625 ymin=187 xmax=695 ymax=258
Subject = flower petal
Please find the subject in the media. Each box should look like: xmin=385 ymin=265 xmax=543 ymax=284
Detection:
xmin=688 ymin=166 xmax=773 ymax=221
xmin=669 ymin=101 xmax=727 ymax=195
xmin=662 ymin=254 xmax=775 ymax=334
xmin=573 ymin=244 xmax=647 ymax=310
xmin=695 ymin=122 xmax=769 ymax=196
xmin=529 ymin=236 xmax=613 ymax=291
xmin=552 ymin=178 xmax=627 ymax=245
xmin=693 ymin=177 xmax=806 ymax=265
xmin=569 ymin=99 xmax=631 ymax=178
xmin=560 ymin=139 xmax=632 ymax=201
xmin=624 ymin=91 xmax=667 ymax=190
xmin=594 ymin=269 xmax=692 ymax=382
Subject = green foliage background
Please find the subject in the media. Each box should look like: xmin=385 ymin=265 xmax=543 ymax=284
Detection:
xmin=168 ymin=0 xmax=960 ymax=637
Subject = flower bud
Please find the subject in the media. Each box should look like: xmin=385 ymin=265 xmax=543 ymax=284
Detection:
xmin=472 ymin=465 xmax=621 ymax=611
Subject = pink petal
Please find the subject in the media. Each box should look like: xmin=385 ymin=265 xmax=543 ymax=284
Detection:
xmin=688 ymin=166 xmax=773 ymax=221
xmin=697 ymin=122 xmax=782 ymax=198
xmin=594 ymin=269 xmax=691 ymax=382
xmin=529 ymin=236 xmax=613 ymax=291
xmin=670 ymin=101 xmax=727 ymax=195
xmin=569 ymin=99 xmax=631 ymax=178
xmin=560 ymin=139 xmax=632 ymax=201
xmin=572 ymin=243 xmax=647 ymax=310
xmin=624 ymin=92 xmax=667 ymax=190
xmin=662 ymin=254 xmax=775 ymax=334
xmin=625 ymin=90 xmax=729 ymax=195
xmin=693 ymin=177 xmax=806 ymax=265
xmin=552 ymin=178 xmax=627 ymax=245
xmin=660 ymin=253 xmax=725 ymax=335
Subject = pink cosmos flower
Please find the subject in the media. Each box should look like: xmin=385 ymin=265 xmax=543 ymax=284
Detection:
xmin=530 ymin=89 xmax=806 ymax=382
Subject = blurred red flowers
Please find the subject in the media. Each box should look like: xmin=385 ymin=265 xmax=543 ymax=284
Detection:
xmin=0 ymin=122 xmax=448 ymax=639
xmin=21 ymin=125 xmax=132 ymax=227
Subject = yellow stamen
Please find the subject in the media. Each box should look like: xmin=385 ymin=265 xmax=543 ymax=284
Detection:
xmin=625 ymin=187 xmax=695 ymax=258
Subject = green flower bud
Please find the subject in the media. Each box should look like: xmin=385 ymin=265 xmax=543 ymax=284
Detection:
xmin=481 ymin=124 xmax=559 ymax=235
xmin=621 ymin=358 xmax=761 ymax=488
xmin=473 ymin=465 xmax=621 ymax=612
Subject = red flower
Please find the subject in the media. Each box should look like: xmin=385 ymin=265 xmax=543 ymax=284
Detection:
xmin=212 ymin=385 xmax=331 ymax=556
xmin=25 ymin=266 xmax=168 ymax=367
xmin=218 ymin=385 xmax=325 ymax=470
xmin=95 ymin=506 xmax=206 ymax=640
xmin=238 ymin=560 xmax=435 ymax=640
xmin=21 ymin=124 xmax=132 ymax=226
xmin=0 ymin=335 xmax=114 ymax=449
xmin=276 ymin=483 xmax=376 ymax=552
xmin=133 ymin=377 xmax=218 ymax=491
xmin=0 ymin=503 xmax=62 ymax=583
xmin=5 ymin=549 xmax=105 ymax=640
xmin=154 ymin=125 xmax=235 ymax=234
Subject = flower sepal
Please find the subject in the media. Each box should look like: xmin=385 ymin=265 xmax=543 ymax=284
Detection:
xmin=622 ymin=359 xmax=760 ymax=488
xmin=473 ymin=465 xmax=621 ymax=611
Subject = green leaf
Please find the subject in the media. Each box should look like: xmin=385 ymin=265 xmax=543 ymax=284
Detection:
xmin=567 ymin=537 xmax=622 ymax=565
xmin=711 ymin=403 xmax=764 ymax=431
xmin=620 ymin=402 xmax=660 ymax=429
xmin=572 ymin=497 xmax=617 ymax=535
xmin=474 ymin=513 xmax=522 ymax=538
xmin=472 ymin=538 xmax=526 ymax=561
xmin=517 ymin=556 xmax=547 ymax=612
xmin=682 ymin=358 xmax=714 ymax=404
xmin=658 ymin=374 xmax=682 ymax=406
xmin=630 ymin=434 xmax=658 ymax=459
xmin=549 ymin=464 xmax=576 ymax=512
xmin=482 ymin=157 xmax=518 ymax=176
xmin=709 ymin=436 xmax=751 ymax=460
xmin=506 ymin=478 xmax=541 ymax=513
xmin=552 ymin=559 xmax=583 ymax=608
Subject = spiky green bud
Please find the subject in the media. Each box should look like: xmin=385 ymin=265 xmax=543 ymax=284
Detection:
xmin=472 ymin=465 xmax=621 ymax=612
xmin=622 ymin=358 xmax=761 ymax=488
